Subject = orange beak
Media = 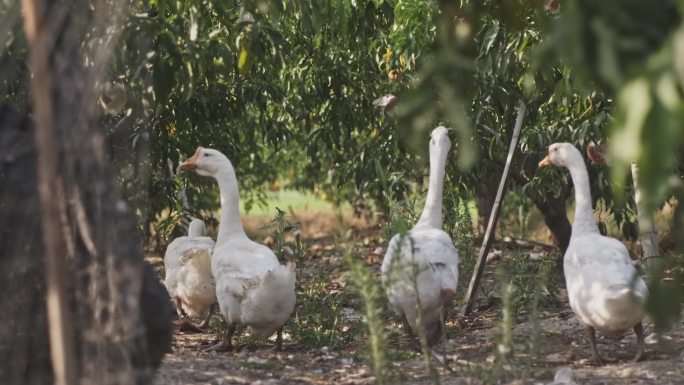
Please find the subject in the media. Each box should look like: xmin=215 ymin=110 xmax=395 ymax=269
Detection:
xmin=538 ymin=155 xmax=552 ymax=168
xmin=179 ymin=147 xmax=202 ymax=171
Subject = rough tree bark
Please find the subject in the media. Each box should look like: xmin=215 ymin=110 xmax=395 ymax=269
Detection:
xmin=0 ymin=0 xmax=173 ymax=382
xmin=534 ymin=187 xmax=572 ymax=255
xmin=21 ymin=0 xmax=76 ymax=382
xmin=474 ymin=182 xmax=497 ymax=236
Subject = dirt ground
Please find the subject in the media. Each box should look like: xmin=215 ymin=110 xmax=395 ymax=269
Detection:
xmin=151 ymin=212 xmax=684 ymax=385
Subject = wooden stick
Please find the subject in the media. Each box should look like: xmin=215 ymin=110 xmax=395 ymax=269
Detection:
xmin=461 ymin=100 xmax=527 ymax=316
xmin=630 ymin=162 xmax=659 ymax=267
xmin=20 ymin=1 xmax=77 ymax=384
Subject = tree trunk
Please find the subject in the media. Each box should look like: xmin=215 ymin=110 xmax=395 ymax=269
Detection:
xmin=474 ymin=181 xmax=497 ymax=236
xmin=1 ymin=0 xmax=173 ymax=382
xmin=534 ymin=190 xmax=572 ymax=255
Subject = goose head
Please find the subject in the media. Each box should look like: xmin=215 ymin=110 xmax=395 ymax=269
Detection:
xmin=179 ymin=147 xmax=231 ymax=177
xmin=430 ymin=126 xmax=453 ymax=153
xmin=538 ymin=142 xmax=582 ymax=168
xmin=188 ymin=219 xmax=207 ymax=237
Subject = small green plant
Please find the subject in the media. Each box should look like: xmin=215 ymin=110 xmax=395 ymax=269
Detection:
xmin=645 ymin=253 xmax=684 ymax=335
xmin=496 ymin=278 xmax=515 ymax=362
xmin=261 ymin=206 xmax=307 ymax=264
xmin=410 ymin=259 xmax=441 ymax=385
xmin=346 ymin=247 xmax=391 ymax=385
xmin=290 ymin=274 xmax=359 ymax=349
xmin=484 ymin=254 xmax=561 ymax=383
xmin=493 ymin=252 xmax=561 ymax=315
xmin=443 ymin=190 xmax=477 ymax=295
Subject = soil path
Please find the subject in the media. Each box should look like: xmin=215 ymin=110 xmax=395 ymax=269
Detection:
xmin=153 ymin=218 xmax=684 ymax=385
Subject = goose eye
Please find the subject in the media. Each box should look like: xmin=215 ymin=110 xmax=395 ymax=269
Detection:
xmin=204 ymin=153 xmax=211 ymax=157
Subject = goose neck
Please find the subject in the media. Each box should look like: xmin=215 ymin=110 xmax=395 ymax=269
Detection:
xmin=567 ymin=160 xmax=599 ymax=236
xmin=215 ymin=167 xmax=246 ymax=245
xmin=416 ymin=146 xmax=447 ymax=229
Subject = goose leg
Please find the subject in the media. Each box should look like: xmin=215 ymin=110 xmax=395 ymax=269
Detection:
xmin=401 ymin=314 xmax=420 ymax=352
xmin=174 ymin=297 xmax=204 ymax=333
xmin=585 ymin=325 xmax=604 ymax=365
xmin=632 ymin=322 xmax=645 ymax=363
xmin=174 ymin=297 xmax=186 ymax=318
xmin=204 ymin=322 xmax=237 ymax=352
xmin=197 ymin=313 xmax=211 ymax=329
xmin=272 ymin=327 xmax=284 ymax=352
xmin=178 ymin=319 xmax=204 ymax=333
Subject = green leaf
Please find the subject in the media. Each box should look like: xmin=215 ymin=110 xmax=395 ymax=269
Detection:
xmin=238 ymin=45 xmax=251 ymax=75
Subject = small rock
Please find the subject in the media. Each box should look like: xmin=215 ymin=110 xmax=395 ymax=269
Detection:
xmin=528 ymin=252 xmax=545 ymax=260
xmin=247 ymin=356 xmax=268 ymax=365
xmin=645 ymin=332 xmax=672 ymax=345
xmin=644 ymin=371 xmax=657 ymax=380
xmin=486 ymin=249 xmax=503 ymax=263
xmin=253 ymin=380 xmax=280 ymax=385
xmin=549 ymin=367 xmax=578 ymax=385
xmin=341 ymin=307 xmax=362 ymax=322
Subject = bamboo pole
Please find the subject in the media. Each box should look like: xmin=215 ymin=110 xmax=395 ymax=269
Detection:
xmin=20 ymin=1 xmax=77 ymax=384
xmin=461 ymin=100 xmax=527 ymax=316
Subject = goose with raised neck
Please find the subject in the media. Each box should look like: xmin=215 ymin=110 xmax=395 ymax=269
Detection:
xmin=214 ymin=163 xmax=247 ymax=246
xmin=381 ymin=126 xmax=460 ymax=347
xmin=539 ymin=142 xmax=648 ymax=364
xmin=415 ymin=126 xmax=450 ymax=229
xmin=180 ymin=147 xmax=296 ymax=352
xmin=563 ymin=150 xmax=600 ymax=236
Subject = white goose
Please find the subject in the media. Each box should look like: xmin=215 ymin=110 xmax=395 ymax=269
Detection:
xmin=539 ymin=143 xmax=648 ymax=363
xmin=164 ymin=219 xmax=216 ymax=332
xmin=179 ymin=147 xmax=296 ymax=351
xmin=381 ymin=126 xmax=459 ymax=347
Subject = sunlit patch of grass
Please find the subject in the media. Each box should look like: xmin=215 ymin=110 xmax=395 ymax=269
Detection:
xmin=241 ymin=189 xmax=347 ymax=216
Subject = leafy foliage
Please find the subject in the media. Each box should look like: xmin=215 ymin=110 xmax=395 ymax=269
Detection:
xmin=543 ymin=0 xmax=684 ymax=331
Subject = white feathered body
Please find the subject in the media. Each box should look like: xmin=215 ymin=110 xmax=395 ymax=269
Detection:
xmin=212 ymin=236 xmax=296 ymax=338
xmin=564 ymin=233 xmax=648 ymax=336
xmin=164 ymin=235 xmax=216 ymax=319
xmin=382 ymin=227 xmax=459 ymax=335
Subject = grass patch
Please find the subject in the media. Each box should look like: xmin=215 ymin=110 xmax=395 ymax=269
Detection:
xmin=241 ymin=189 xmax=346 ymax=216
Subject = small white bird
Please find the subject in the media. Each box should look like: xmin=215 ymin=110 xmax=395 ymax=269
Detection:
xmin=382 ymin=126 xmax=459 ymax=347
xmin=539 ymin=143 xmax=648 ymax=364
xmin=164 ymin=219 xmax=216 ymax=332
xmin=180 ymin=147 xmax=296 ymax=351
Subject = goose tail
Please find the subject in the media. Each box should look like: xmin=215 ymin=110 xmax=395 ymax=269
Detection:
xmin=241 ymin=262 xmax=297 ymax=338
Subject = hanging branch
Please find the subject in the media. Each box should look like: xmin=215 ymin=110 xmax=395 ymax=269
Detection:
xmin=20 ymin=0 xmax=76 ymax=384
xmin=461 ymin=100 xmax=527 ymax=316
